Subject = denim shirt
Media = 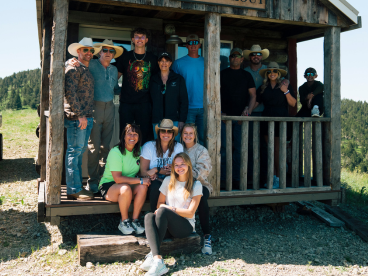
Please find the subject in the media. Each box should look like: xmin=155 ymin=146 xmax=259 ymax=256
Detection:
xmin=88 ymin=59 xmax=120 ymax=102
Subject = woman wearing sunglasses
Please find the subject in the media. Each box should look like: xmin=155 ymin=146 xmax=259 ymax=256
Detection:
xmin=255 ymin=62 xmax=296 ymax=188
xmin=150 ymin=52 xmax=188 ymax=142
xmin=140 ymin=119 xmax=184 ymax=212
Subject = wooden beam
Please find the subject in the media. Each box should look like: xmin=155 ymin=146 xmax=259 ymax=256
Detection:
xmin=299 ymin=122 xmax=303 ymax=181
xmin=239 ymin=121 xmax=249 ymax=191
xmin=291 ymin=122 xmax=299 ymax=187
xmin=267 ymin=121 xmax=274 ymax=189
xmin=221 ymin=116 xmax=330 ymax=122
xmin=203 ymin=12 xmax=221 ymax=197
xmin=324 ymin=26 xmax=341 ymax=191
xmin=46 ymin=0 xmax=68 ymax=205
xmin=279 ymin=122 xmax=287 ymax=189
xmin=287 ymin=38 xmax=297 ymax=116
xmin=225 ymin=120 xmax=232 ymax=191
xmin=303 ymin=122 xmax=312 ymax=187
xmin=315 ymin=122 xmax=323 ymax=187
xmin=252 ymin=121 xmax=260 ymax=190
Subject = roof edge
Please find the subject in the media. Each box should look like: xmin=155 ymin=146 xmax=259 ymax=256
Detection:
xmin=327 ymin=0 xmax=359 ymax=24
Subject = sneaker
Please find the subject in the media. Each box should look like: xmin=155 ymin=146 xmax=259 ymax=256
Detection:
xmin=132 ymin=219 xmax=145 ymax=235
xmin=118 ymin=219 xmax=134 ymax=235
xmin=140 ymin=252 xmax=154 ymax=271
xmin=311 ymin=105 xmax=320 ymax=117
xmin=66 ymin=188 xmax=94 ymax=200
xmin=273 ymin=176 xmax=280 ymax=189
xmin=201 ymin=235 xmax=212 ymax=255
xmin=145 ymin=259 xmax=168 ymax=276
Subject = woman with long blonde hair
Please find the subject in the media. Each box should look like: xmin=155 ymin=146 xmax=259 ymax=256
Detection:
xmin=141 ymin=152 xmax=202 ymax=275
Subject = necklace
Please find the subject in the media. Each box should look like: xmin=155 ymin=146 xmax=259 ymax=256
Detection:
xmin=133 ymin=51 xmax=146 ymax=61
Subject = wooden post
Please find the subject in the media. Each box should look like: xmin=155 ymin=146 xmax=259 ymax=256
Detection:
xmin=304 ymin=122 xmax=311 ymax=187
xmin=291 ymin=122 xmax=299 ymax=187
xmin=225 ymin=120 xmax=232 ymax=191
xmin=315 ymin=122 xmax=323 ymax=187
xmin=299 ymin=123 xmax=303 ymax=179
xmin=46 ymin=0 xmax=69 ymax=205
xmin=38 ymin=3 xmax=52 ymax=181
xmin=240 ymin=121 xmax=249 ymax=191
xmin=287 ymin=38 xmax=297 ymax=116
xmin=267 ymin=121 xmax=274 ymax=189
xmin=279 ymin=122 xmax=287 ymax=189
xmin=203 ymin=12 xmax=221 ymax=197
xmin=253 ymin=121 xmax=260 ymax=190
xmin=324 ymin=27 xmax=341 ymax=192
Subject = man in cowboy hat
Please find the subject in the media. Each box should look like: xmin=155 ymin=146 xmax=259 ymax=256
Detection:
xmin=172 ymin=34 xmax=205 ymax=145
xmin=116 ymin=28 xmax=159 ymax=144
xmin=220 ymin=48 xmax=256 ymax=188
xmin=64 ymin=37 xmax=101 ymax=200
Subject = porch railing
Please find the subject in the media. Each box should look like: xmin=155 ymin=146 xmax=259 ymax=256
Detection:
xmin=220 ymin=116 xmax=331 ymax=194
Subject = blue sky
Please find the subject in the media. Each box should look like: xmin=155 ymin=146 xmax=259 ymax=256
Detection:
xmin=0 ymin=0 xmax=366 ymax=101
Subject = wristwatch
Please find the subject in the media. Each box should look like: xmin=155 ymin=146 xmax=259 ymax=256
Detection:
xmin=140 ymin=178 xmax=143 ymax=185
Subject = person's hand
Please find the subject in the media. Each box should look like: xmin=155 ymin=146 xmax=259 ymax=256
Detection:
xmin=142 ymin=178 xmax=151 ymax=186
xmin=241 ymin=106 xmax=249 ymax=116
xmin=308 ymin=98 xmax=313 ymax=109
xmin=147 ymin=168 xmax=158 ymax=177
xmin=70 ymin=57 xmax=80 ymax=67
xmin=78 ymin=116 xmax=88 ymax=130
xmin=160 ymin=165 xmax=171 ymax=175
xmin=307 ymin=93 xmax=314 ymax=100
xmin=279 ymin=79 xmax=289 ymax=93
xmin=178 ymin=122 xmax=185 ymax=132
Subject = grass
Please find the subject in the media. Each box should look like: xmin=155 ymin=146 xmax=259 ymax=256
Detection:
xmin=341 ymin=168 xmax=368 ymax=210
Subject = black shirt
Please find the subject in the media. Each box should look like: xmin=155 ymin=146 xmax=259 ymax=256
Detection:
xmin=220 ymin=68 xmax=255 ymax=116
xmin=299 ymin=81 xmax=324 ymax=107
xmin=116 ymin=50 xmax=159 ymax=103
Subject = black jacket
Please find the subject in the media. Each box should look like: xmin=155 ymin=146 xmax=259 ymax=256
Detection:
xmin=150 ymin=70 xmax=188 ymax=124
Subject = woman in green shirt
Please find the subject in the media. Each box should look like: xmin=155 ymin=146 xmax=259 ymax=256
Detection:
xmin=99 ymin=124 xmax=151 ymax=235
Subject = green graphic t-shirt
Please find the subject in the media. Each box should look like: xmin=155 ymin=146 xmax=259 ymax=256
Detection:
xmin=99 ymin=147 xmax=140 ymax=188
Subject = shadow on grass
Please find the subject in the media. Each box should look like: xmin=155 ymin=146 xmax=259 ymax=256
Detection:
xmin=0 ymin=158 xmax=39 ymax=184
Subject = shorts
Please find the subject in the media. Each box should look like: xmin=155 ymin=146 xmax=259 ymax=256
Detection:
xmin=99 ymin=181 xmax=116 ymax=200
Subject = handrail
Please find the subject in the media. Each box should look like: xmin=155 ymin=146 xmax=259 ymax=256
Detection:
xmin=221 ymin=116 xmax=331 ymax=122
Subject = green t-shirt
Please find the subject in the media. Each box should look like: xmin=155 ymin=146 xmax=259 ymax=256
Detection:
xmin=99 ymin=147 xmax=140 ymax=187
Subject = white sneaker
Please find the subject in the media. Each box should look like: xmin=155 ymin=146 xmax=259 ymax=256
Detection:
xmin=201 ymin=235 xmax=212 ymax=255
xmin=145 ymin=259 xmax=168 ymax=276
xmin=140 ymin=252 xmax=154 ymax=271
xmin=118 ymin=219 xmax=134 ymax=235
xmin=311 ymin=105 xmax=320 ymax=117
xmin=132 ymin=219 xmax=145 ymax=234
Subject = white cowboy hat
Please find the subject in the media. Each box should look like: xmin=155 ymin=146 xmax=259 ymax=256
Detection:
xmin=155 ymin=119 xmax=179 ymax=137
xmin=259 ymin=62 xmax=288 ymax=78
xmin=68 ymin=37 xmax=101 ymax=57
xmin=94 ymin=39 xmax=124 ymax=58
xmin=243 ymin=45 xmax=270 ymax=60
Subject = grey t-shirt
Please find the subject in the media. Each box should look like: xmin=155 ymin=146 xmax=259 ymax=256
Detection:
xmin=244 ymin=64 xmax=267 ymax=113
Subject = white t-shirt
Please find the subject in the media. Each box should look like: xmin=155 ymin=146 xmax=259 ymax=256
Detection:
xmin=140 ymin=141 xmax=184 ymax=171
xmin=159 ymin=176 xmax=203 ymax=231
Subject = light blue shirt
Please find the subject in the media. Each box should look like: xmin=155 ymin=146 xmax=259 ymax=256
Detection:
xmin=89 ymin=59 xmax=120 ymax=102
xmin=172 ymin=55 xmax=204 ymax=109
xmin=244 ymin=64 xmax=267 ymax=112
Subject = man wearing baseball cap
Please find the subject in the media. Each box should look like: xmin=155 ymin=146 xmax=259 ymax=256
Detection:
xmin=172 ymin=34 xmax=205 ymax=145
xmin=220 ymin=48 xmax=256 ymax=188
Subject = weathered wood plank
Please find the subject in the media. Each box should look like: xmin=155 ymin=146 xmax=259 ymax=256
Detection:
xmin=203 ymin=12 xmax=221 ymax=197
xmin=45 ymin=0 xmax=68 ymax=205
xmin=253 ymin=121 xmax=260 ymax=190
xmin=239 ymin=121 xmax=249 ymax=191
xmin=263 ymin=50 xmax=288 ymax=64
xmin=280 ymin=0 xmax=293 ymax=22
xmin=287 ymin=38 xmax=298 ymax=115
xmin=324 ymin=27 xmax=341 ymax=191
xmin=225 ymin=120 xmax=232 ymax=191
xmin=38 ymin=182 xmax=46 ymax=222
xmin=299 ymin=122 xmax=304 ymax=179
xmin=221 ymin=116 xmax=330 ymax=122
xmin=315 ymin=122 xmax=323 ymax=187
xmin=322 ymin=122 xmax=331 ymax=185
xmin=303 ymin=122 xmax=311 ymax=187
xmin=267 ymin=121 xmax=274 ymax=189
xmin=78 ymin=233 xmax=201 ymax=265
xmin=66 ymin=22 xmax=79 ymax=61
xmin=292 ymin=122 xmax=299 ymax=187
xmin=279 ymin=122 xmax=287 ymax=189
xmin=220 ymin=186 xmax=331 ymax=196
xmin=312 ymin=122 xmax=316 ymax=181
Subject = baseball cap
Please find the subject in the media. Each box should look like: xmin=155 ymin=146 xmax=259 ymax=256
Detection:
xmin=230 ymin=48 xmax=243 ymax=56
xmin=158 ymin=52 xmax=173 ymax=61
xmin=186 ymin=34 xmax=199 ymax=42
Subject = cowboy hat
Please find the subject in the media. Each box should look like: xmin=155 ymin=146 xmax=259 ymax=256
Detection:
xmin=68 ymin=37 xmax=101 ymax=57
xmin=94 ymin=39 xmax=124 ymax=58
xmin=243 ymin=45 xmax=270 ymax=60
xmin=259 ymin=62 xmax=288 ymax=78
xmin=155 ymin=119 xmax=179 ymax=137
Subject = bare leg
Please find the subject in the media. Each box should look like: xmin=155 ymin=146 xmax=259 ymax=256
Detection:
xmin=131 ymin=184 xmax=148 ymax=220
xmin=105 ymin=184 xmax=132 ymax=221
xmin=274 ymin=137 xmax=280 ymax=177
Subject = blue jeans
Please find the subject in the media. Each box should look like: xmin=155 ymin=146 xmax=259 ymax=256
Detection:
xmin=186 ymin=108 xmax=204 ymax=145
xmin=220 ymin=121 xmax=242 ymax=181
xmin=64 ymin=118 xmax=93 ymax=195
xmin=152 ymin=121 xmax=180 ymax=142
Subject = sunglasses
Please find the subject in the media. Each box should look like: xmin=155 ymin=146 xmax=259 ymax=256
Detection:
xmin=133 ymin=66 xmax=149 ymax=72
xmin=187 ymin=40 xmax=199 ymax=46
xmin=161 ymin=84 xmax=166 ymax=95
xmin=250 ymin=52 xmax=262 ymax=57
xmin=230 ymin=54 xmax=242 ymax=59
xmin=267 ymin=69 xmax=279 ymax=74
xmin=82 ymin=48 xmax=95 ymax=54
xmin=305 ymin=73 xmax=316 ymax=76
xmin=102 ymin=48 xmax=116 ymax=54
xmin=160 ymin=129 xmax=174 ymax=134
xmin=134 ymin=35 xmax=146 ymax=40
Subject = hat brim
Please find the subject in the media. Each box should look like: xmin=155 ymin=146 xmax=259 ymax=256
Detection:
xmin=259 ymin=68 xmax=287 ymax=78
xmin=68 ymin=43 xmax=101 ymax=57
xmin=155 ymin=124 xmax=179 ymax=137
xmin=93 ymin=43 xmax=124 ymax=58
xmin=243 ymin=49 xmax=270 ymax=60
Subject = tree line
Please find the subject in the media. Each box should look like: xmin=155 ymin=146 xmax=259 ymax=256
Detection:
xmin=0 ymin=69 xmax=41 ymax=110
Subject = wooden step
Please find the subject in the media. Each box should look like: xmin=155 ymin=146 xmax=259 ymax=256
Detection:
xmin=78 ymin=232 xmax=201 ymax=266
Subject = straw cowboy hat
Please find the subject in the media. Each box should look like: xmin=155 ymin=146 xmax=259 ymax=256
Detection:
xmin=243 ymin=45 xmax=270 ymax=60
xmin=68 ymin=37 xmax=101 ymax=57
xmin=94 ymin=39 xmax=124 ymax=58
xmin=155 ymin=119 xmax=179 ymax=137
xmin=259 ymin=61 xmax=288 ymax=78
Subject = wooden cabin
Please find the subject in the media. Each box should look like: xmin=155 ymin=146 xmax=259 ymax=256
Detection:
xmin=35 ymin=0 xmax=361 ymax=225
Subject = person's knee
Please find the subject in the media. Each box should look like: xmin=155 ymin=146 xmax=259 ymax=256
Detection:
xmin=144 ymin=212 xmax=155 ymax=225
xmin=136 ymin=184 xmax=148 ymax=195
xmin=155 ymin=206 xmax=170 ymax=219
xmin=120 ymin=185 xmax=132 ymax=196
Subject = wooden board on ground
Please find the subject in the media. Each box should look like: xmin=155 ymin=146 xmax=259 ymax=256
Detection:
xmin=78 ymin=232 xmax=201 ymax=266
xmin=297 ymin=201 xmax=345 ymax=227
xmin=325 ymin=206 xmax=368 ymax=242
